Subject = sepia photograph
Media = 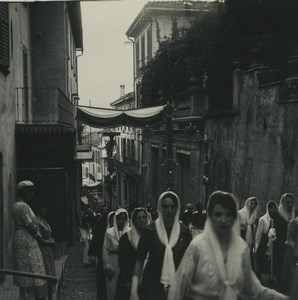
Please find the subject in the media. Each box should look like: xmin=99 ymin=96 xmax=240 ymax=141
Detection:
xmin=0 ymin=0 xmax=298 ymax=299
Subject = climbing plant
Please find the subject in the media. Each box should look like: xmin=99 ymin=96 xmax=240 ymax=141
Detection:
xmin=140 ymin=0 xmax=298 ymax=109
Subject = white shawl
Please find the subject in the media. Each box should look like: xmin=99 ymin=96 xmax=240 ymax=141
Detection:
xmin=127 ymin=207 xmax=150 ymax=250
xmin=278 ymin=193 xmax=295 ymax=222
xmin=113 ymin=208 xmax=130 ymax=241
xmin=204 ymin=191 xmax=242 ymax=300
xmin=106 ymin=211 xmax=115 ymax=229
xmin=238 ymin=197 xmax=259 ymax=247
xmin=155 ymin=190 xmax=181 ymax=287
xmin=261 ymin=201 xmax=277 ymax=232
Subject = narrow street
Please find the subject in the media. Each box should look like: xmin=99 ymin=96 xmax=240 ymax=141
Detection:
xmin=58 ymin=242 xmax=97 ymax=300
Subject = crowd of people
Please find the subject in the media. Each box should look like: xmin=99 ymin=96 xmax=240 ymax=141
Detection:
xmin=11 ymin=179 xmax=298 ymax=300
xmin=78 ymin=190 xmax=298 ymax=300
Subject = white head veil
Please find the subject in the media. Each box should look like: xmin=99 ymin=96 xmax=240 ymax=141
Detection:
xmin=203 ymin=191 xmax=242 ymax=300
xmin=238 ymin=197 xmax=259 ymax=247
xmin=278 ymin=193 xmax=295 ymax=222
xmin=113 ymin=208 xmax=130 ymax=241
xmin=262 ymin=200 xmax=278 ymax=230
xmin=127 ymin=207 xmax=150 ymax=250
xmin=155 ymin=190 xmax=181 ymax=288
xmin=106 ymin=211 xmax=115 ymax=229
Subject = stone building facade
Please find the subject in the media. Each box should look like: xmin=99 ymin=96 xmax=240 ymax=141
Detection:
xmin=0 ymin=2 xmax=84 ymax=271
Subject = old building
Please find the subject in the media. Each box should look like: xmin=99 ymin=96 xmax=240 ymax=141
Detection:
xmin=0 ymin=1 xmax=84 ymax=270
xmin=125 ymin=1 xmax=216 ymax=209
xmin=110 ymin=86 xmax=142 ymax=209
xmin=126 ymin=0 xmax=217 ymax=108
xmin=81 ymin=131 xmax=104 ymax=203
xmin=127 ymin=0 xmax=298 ymax=213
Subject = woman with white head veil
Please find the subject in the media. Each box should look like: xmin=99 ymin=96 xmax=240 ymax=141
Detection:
xmin=238 ymin=197 xmax=259 ymax=247
xmin=115 ymin=207 xmax=150 ymax=300
xmin=238 ymin=196 xmax=259 ymax=267
xmin=167 ymin=191 xmax=287 ymax=300
xmin=130 ymin=190 xmax=192 ymax=300
xmin=102 ymin=208 xmax=129 ymax=300
xmin=275 ymin=193 xmax=296 ymax=292
xmin=254 ymin=200 xmax=278 ymax=279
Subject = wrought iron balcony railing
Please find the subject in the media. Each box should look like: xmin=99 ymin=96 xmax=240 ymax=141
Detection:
xmin=16 ymin=87 xmax=74 ymax=126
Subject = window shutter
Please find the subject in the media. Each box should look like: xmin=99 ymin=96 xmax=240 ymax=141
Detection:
xmin=0 ymin=3 xmax=10 ymax=72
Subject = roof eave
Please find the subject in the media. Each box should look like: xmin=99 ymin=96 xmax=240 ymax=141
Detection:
xmin=68 ymin=2 xmax=84 ymax=51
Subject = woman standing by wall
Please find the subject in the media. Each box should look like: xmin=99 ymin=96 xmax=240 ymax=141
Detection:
xmin=12 ymin=181 xmax=46 ymax=300
xmin=275 ymin=193 xmax=296 ymax=291
xmin=254 ymin=201 xmax=278 ymax=281
xmin=130 ymin=190 xmax=192 ymax=300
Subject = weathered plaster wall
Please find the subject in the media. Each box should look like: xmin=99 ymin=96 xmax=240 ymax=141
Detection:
xmin=0 ymin=3 xmax=31 ymax=267
xmin=30 ymin=2 xmax=66 ymax=93
xmin=206 ymin=68 xmax=298 ymax=213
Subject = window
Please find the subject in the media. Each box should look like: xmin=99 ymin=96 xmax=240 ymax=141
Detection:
xmin=0 ymin=154 xmax=3 ymax=271
xmin=135 ymin=40 xmax=139 ymax=74
xmin=122 ymin=138 xmax=126 ymax=156
xmin=131 ymin=140 xmax=135 ymax=160
xmin=10 ymin=19 xmax=13 ymax=59
xmin=23 ymin=47 xmax=29 ymax=122
xmin=141 ymin=35 xmax=145 ymax=67
xmin=0 ymin=3 xmax=10 ymax=75
xmin=147 ymin=26 xmax=152 ymax=59
xmin=127 ymin=139 xmax=131 ymax=158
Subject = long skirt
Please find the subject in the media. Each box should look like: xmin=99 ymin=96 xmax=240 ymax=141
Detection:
xmin=12 ymin=229 xmax=46 ymax=287
xmin=105 ymin=253 xmax=120 ymax=300
xmin=281 ymin=245 xmax=296 ymax=294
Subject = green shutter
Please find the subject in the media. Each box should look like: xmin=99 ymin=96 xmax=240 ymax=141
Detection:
xmin=0 ymin=3 xmax=10 ymax=71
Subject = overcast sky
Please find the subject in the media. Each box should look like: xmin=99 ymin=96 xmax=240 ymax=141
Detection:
xmin=78 ymin=0 xmax=148 ymax=108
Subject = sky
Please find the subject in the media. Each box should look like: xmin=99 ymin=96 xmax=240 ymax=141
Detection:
xmin=78 ymin=0 xmax=148 ymax=108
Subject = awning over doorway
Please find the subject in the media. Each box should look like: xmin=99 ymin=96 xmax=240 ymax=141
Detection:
xmin=77 ymin=105 xmax=166 ymax=127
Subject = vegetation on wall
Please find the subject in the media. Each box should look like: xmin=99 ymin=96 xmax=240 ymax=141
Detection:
xmin=140 ymin=0 xmax=298 ymax=109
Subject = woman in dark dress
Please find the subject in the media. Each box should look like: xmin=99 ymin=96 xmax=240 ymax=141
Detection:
xmin=130 ymin=190 xmax=192 ymax=300
xmin=275 ymin=193 xmax=295 ymax=291
xmin=254 ymin=201 xmax=278 ymax=280
xmin=115 ymin=207 xmax=149 ymax=300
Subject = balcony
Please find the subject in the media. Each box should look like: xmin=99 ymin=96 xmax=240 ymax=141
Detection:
xmin=76 ymin=144 xmax=91 ymax=152
xmin=123 ymin=155 xmax=140 ymax=169
xmin=74 ymin=143 xmax=93 ymax=161
xmin=16 ymin=87 xmax=74 ymax=126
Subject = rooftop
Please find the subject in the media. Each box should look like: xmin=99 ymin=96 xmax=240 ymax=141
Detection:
xmin=126 ymin=0 xmax=219 ymax=37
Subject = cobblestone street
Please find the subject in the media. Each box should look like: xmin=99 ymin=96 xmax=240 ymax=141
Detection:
xmin=58 ymin=242 xmax=97 ymax=300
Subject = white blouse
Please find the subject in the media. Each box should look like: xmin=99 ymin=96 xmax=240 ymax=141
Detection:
xmin=167 ymin=234 xmax=287 ymax=300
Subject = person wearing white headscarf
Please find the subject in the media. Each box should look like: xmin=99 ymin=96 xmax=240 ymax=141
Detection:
xmin=281 ymin=216 xmax=298 ymax=294
xmin=167 ymin=191 xmax=287 ymax=300
xmin=115 ymin=207 xmax=150 ymax=300
xmin=254 ymin=201 xmax=278 ymax=278
xmin=102 ymin=208 xmax=129 ymax=300
xmin=275 ymin=193 xmax=296 ymax=291
xmin=107 ymin=210 xmax=115 ymax=229
xmin=238 ymin=196 xmax=259 ymax=249
xmin=130 ymin=190 xmax=192 ymax=300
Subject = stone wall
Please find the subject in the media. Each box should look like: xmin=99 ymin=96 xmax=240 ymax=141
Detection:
xmin=205 ymin=66 xmax=298 ymax=213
